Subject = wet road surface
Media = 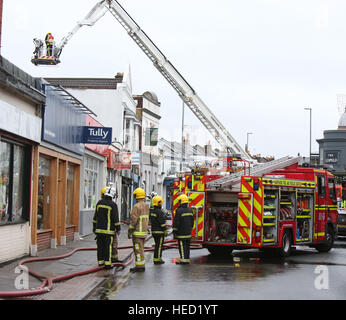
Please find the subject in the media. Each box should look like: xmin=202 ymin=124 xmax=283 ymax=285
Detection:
xmin=86 ymin=238 xmax=346 ymax=300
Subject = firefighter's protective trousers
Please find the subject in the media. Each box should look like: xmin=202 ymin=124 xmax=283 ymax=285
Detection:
xmin=112 ymin=234 xmax=118 ymax=261
xmin=153 ymin=235 xmax=164 ymax=263
xmin=132 ymin=237 xmax=145 ymax=269
xmin=178 ymin=238 xmax=191 ymax=263
xmin=96 ymin=234 xmax=113 ymax=266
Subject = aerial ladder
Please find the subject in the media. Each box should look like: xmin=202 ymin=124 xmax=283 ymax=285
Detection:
xmin=206 ymin=155 xmax=302 ymax=190
xmin=31 ymin=0 xmax=252 ymax=161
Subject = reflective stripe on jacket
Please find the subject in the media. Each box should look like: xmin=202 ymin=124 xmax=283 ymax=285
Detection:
xmin=129 ymin=200 xmax=149 ymax=238
xmin=45 ymin=34 xmax=54 ymax=45
xmin=93 ymin=198 xmax=120 ymax=235
xmin=150 ymin=207 xmax=166 ymax=235
xmin=173 ymin=204 xmax=194 ymax=239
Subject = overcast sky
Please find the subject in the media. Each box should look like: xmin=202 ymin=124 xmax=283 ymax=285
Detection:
xmin=2 ymin=0 xmax=345 ymax=158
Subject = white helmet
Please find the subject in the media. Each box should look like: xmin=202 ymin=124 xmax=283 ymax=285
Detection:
xmin=104 ymin=186 xmax=116 ymax=199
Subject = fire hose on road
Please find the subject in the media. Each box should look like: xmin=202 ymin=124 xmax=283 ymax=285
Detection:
xmin=0 ymin=230 xmax=202 ymax=298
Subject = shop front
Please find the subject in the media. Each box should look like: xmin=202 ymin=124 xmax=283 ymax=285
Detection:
xmin=0 ymin=133 xmax=37 ymax=262
xmin=30 ymin=83 xmax=86 ymax=254
xmin=33 ymin=147 xmax=82 ymax=251
xmin=0 ymin=57 xmax=44 ymax=263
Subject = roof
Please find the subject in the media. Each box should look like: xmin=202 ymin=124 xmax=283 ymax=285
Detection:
xmin=124 ymin=106 xmax=141 ymax=125
xmin=0 ymin=56 xmax=45 ymax=104
xmin=143 ymin=91 xmax=160 ymax=106
xmin=44 ymin=74 xmax=123 ymax=90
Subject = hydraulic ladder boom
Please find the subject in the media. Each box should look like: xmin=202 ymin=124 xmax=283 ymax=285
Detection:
xmin=104 ymin=0 xmax=251 ymax=160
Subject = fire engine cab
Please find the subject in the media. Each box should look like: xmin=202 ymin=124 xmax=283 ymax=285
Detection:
xmin=173 ymin=158 xmax=338 ymax=257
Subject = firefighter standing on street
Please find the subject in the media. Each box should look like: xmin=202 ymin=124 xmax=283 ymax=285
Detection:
xmin=128 ymin=187 xmax=149 ymax=272
xmin=173 ymin=194 xmax=194 ymax=264
xmin=93 ymin=186 xmax=121 ymax=269
xmin=150 ymin=195 xmax=167 ymax=265
xmin=100 ymin=186 xmax=121 ymax=262
xmin=45 ymin=32 xmax=54 ymax=56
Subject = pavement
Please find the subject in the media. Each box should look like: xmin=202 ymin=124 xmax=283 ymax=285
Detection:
xmin=0 ymin=223 xmax=154 ymax=300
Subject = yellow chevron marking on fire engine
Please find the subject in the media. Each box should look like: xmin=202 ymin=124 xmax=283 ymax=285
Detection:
xmin=189 ymin=192 xmax=205 ymax=240
xmin=240 ymin=184 xmax=261 ymax=226
xmin=189 ymin=193 xmax=204 ymax=207
xmin=238 ymin=202 xmax=251 ymax=227
xmin=197 ymin=215 xmax=203 ymax=237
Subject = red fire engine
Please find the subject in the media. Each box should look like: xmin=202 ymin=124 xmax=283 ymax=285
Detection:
xmin=172 ymin=158 xmax=338 ymax=257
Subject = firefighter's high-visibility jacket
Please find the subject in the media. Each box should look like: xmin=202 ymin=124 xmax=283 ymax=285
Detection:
xmin=45 ymin=33 xmax=54 ymax=45
xmin=150 ymin=207 xmax=167 ymax=235
xmin=129 ymin=200 xmax=149 ymax=238
xmin=173 ymin=204 xmax=194 ymax=239
xmin=93 ymin=197 xmax=120 ymax=236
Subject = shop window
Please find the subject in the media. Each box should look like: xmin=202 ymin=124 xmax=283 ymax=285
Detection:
xmin=84 ymin=156 xmax=98 ymax=209
xmin=0 ymin=140 xmax=30 ymax=225
xmin=37 ymin=156 xmax=51 ymax=230
xmin=66 ymin=164 xmax=75 ymax=225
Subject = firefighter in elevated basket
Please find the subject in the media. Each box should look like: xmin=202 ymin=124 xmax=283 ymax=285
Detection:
xmin=128 ymin=187 xmax=149 ymax=272
xmin=173 ymin=194 xmax=194 ymax=265
xmin=45 ymin=32 xmax=54 ymax=56
xmin=150 ymin=195 xmax=167 ymax=265
xmin=93 ymin=186 xmax=121 ymax=269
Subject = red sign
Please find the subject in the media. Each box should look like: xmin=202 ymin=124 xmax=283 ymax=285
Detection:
xmin=85 ymin=115 xmax=109 ymax=156
xmin=108 ymin=150 xmax=132 ymax=170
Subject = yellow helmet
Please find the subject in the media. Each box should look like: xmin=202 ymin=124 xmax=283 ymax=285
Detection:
xmin=152 ymin=195 xmax=163 ymax=207
xmin=177 ymin=194 xmax=189 ymax=205
xmin=133 ymin=187 xmax=146 ymax=200
xmin=100 ymin=186 xmax=108 ymax=197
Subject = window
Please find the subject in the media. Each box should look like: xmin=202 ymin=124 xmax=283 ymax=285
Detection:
xmin=0 ymin=140 xmax=30 ymax=225
xmin=318 ymin=175 xmax=326 ymax=198
xmin=84 ymin=156 xmax=98 ymax=209
xmin=328 ymin=177 xmax=336 ymax=203
xmin=37 ymin=156 xmax=51 ymax=230
xmin=66 ymin=164 xmax=75 ymax=225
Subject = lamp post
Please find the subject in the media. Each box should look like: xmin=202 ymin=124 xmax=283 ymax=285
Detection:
xmin=304 ymin=107 xmax=312 ymax=163
xmin=180 ymin=101 xmax=185 ymax=171
xmin=246 ymin=132 xmax=252 ymax=154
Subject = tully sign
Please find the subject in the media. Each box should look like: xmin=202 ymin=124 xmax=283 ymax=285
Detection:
xmin=81 ymin=126 xmax=112 ymax=145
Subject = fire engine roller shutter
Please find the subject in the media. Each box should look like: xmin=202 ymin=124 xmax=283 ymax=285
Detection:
xmin=188 ymin=191 xmax=205 ymax=241
xmin=237 ymin=177 xmax=263 ymax=244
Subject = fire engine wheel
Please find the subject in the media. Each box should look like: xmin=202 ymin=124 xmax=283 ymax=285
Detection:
xmin=277 ymin=230 xmax=292 ymax=257
xmin=206 ymin=245 xmax=233 ymax=257
xmin=315 ymin=225 xmax=334 ymax=253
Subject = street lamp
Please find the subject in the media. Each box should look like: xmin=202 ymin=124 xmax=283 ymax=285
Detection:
xmin=304 ymin=107 xmax=312 ymax=163
xmin=246 ymin=132 xmax=252 ymax=154
xmin=180 ymin=101 xmax=185 ymax=171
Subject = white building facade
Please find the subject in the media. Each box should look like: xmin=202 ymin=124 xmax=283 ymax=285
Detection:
xmin=133 ymin=92 xmax=161 ymax=199
xmin=45 ymin=71 xmax=140 ymax=234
